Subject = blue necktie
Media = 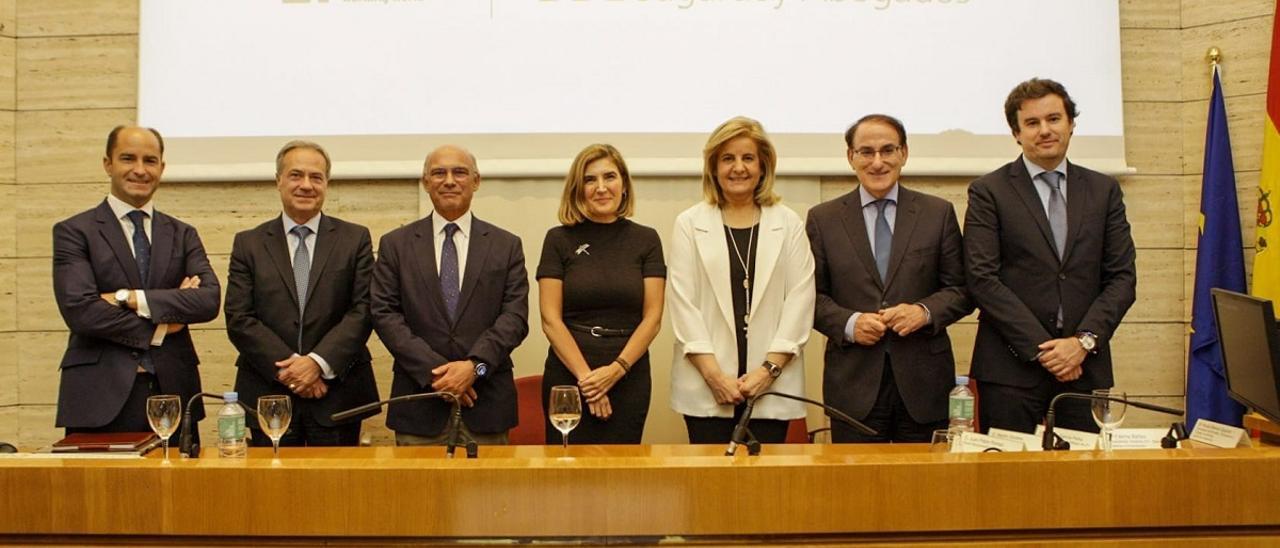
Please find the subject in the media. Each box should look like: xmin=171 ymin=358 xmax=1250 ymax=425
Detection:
xmin=126 ymin=210 xmax=154 ymax=373
xmin=126 ymin=210 xmax=150 ymax=287
xmin=441 ymin=223 xmax=460 ymax=322
xmin=291 ymin=225 xmax=312 ymax=351
xmin=873 ymin=199 xmax=892 ymax=282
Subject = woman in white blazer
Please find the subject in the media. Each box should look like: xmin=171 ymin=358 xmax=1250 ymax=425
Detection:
xmin=667 ymin=116 xmax=816 ymax=444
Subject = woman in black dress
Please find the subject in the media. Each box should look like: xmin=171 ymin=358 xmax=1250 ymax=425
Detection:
xmin=537 ymin=144 xmax=666 ymax=444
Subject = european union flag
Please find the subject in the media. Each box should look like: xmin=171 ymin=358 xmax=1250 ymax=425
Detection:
xmin=1187 ymin=67 xmax=1247 ymax=429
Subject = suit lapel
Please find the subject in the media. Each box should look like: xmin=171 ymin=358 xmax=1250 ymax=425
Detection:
xmin=750 ymin=205 xmax=783 ymax=319
xmin=884 ymin=187 xmax=919 ymax=289
xmin=1009 ymin=159 xmax=1060 ymax=263
xmin=94 ymin=201 xmax=144 ymax=288
xmin=839 ymin=190 xmax=883 ymax=289
xmin=413 ymin=215 xmax=448 ymax=317
xmin=305 ymin=215 xmax=339 ymax=306
xmin=692 ymin=204 xmax=737 ymax=332
xmin=1062 ymin=162 xmax=1088 ymax=263
xmin=454 ymin=217 xmax=492 ymax=324
xmin=147 ymin=212 xmax=175 ymax=288
xmin=263 ymin=216 xmax=300 ymax=309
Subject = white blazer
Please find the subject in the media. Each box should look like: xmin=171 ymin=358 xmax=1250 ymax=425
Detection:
xmin=667 ymin=201 xmax=816 ymax=420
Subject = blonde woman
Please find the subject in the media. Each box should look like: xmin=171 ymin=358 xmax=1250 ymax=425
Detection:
xmin=537 ymin=144 xmax=666 ymax=444
xmin=667 ymin=117 xmax=816 ymax=444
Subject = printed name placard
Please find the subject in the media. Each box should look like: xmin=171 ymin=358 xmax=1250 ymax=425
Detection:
xmin=1034 ymin=425 xmax=1099 ymax=451
xmin=987 ymin=428 xmax=1042 ymax=451
xmin=1189 ymin=419 xmax=1252 ymax=448
xmin=954 ymin=432 xmax=1025 ymax=453
xmin=1109 ymin=428 xmax=1169 ymax=450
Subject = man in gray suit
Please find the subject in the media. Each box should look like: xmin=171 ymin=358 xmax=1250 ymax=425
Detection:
xmin=964 ymin=78 xmax=1137 ymax=434
xmin=225 ymin=140 xmax=379 ymax=446
xmin=372 ymin=145 xmax=529 ymax=445
xmin=807 ymin=114 xmax=972 ymax=442
xmin=53 ymin=125 xmax=221 ymax=434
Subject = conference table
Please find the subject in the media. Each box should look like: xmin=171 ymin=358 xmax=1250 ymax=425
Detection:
xmin=1 ymin=443 xmax=1278 ymax=545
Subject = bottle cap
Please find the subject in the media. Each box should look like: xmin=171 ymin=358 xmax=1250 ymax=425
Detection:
xmin=955 ymin=376 xmax=969 ymax=386
xmin=223 ymin=391 xmax=238 ymax=403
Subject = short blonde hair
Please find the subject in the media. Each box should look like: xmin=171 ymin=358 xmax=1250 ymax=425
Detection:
xmin=557 ymin=144 xmax=636 ymax=225
xmin=700 ymin=116 xmax=780 ymax=207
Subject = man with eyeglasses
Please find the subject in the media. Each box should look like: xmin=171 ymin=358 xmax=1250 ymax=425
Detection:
xmin=371 ymin=145 xmax=530 ymax=446
xmin=805 ymin=114 xmax=972 ymax=443
xmin=963 ymin=78 xmax=1136 ymax=435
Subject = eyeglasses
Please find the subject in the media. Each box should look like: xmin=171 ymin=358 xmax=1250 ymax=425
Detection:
xmin=427 ymin=167 xmax=474 ymax=183
xmin=852 ymin=145 xmax=903 ymax=161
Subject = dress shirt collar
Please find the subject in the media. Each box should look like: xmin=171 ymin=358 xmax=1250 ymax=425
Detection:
xmin=1022 ymin=155 xmax=1068 ymax=183
xmin=282 ymin=212 xmax=322 ymax=236
xmin=858 ymin=182 xmax=900 ymax=208
xmin=106 ymin=194 xmax=154 ymax=220
xmin=434 ymin=210 xmax=473 ymax=239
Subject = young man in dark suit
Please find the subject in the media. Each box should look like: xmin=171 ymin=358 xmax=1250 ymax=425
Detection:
xmin=52 ymin=126 xmax=221 ymax=434
xmin=964 ymin=78 xmax=1138 ymax=434
xmin=807 ymin=114 xmax=972 ymax=442
xmin=372 ymin=145 xmax=529 ymax=445
xmin=224 ymin=141 xmax=378 ymax=446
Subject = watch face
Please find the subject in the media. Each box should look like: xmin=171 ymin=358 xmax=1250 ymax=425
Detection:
xmin=474 ymin=363 xmax=488 ymax=378
xmin=1080 ymin=335 xmax=1096 ymax=351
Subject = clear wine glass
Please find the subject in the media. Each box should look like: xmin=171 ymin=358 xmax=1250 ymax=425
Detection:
xmin=256 ymin=395 xmax=292 ymax=459
xmin=1091 ymin=388 xmax=1128 ymax=452
xmin=548 ymin=385 xmax=582 ymax=453
xmin=145 ymin=395 xmax=181 ymax=464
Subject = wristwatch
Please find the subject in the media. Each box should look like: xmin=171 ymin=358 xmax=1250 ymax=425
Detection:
xmin=763 ymin=360 xmax=783 ymax=379
xmin=1076 ymin=331 xmax=1099 ymax=354
xmin=473 ymin=361 xmax=489 ymax=380
xmin=114 ymin=289 xmax=132 ymax=308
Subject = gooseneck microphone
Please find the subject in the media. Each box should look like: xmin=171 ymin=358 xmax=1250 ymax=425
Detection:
xmin=725 ymin=392 xmax=877 ymax=456
xmin=178 ymin=392 xmax=261 ymax=459
xmin=331 ymin=391 xmax=478 ymax=459
xmin=1041 ymin=392 xmax=1184 ymax=451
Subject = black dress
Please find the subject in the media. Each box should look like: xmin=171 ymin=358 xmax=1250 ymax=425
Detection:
xmin=536 ymin=218 xmax=666 ymax=444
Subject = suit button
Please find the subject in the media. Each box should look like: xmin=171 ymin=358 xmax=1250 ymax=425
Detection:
xmin=881 ymin=301 xmax=889 ymax=308
xmin=131 ymin=352 xmax=139 ymax=358
xmin=1058 ymin=273 xmax=1067 ymax=280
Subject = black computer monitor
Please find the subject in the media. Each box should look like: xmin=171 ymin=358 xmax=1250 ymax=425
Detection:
xmin=1210 ymin=288 xmax=1280 ymax=424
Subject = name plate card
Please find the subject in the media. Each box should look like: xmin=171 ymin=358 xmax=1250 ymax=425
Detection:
xmin=1189 ymin=419 xmax=1252 ymax=448
xmin=1109 ymin=428 xmax=1169 ymax=450
xmin=1034 ymin=425 xmax=1099 ymax=451
xmin=987 ymin=428 xmax=1041 ymax=451
xmin=954 ymin=432 xmax=1025 ymax=453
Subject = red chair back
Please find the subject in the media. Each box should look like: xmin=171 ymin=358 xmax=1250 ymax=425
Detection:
xmin=510 ymin=375 xmax=546 ymax=445
xmin=785 ymin=418 xmax=809 ymax=443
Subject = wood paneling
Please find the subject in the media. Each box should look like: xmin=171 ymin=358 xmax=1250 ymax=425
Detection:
xmin=1111 ymin=322 xmax=1190 ymax=395
xmin=1121 ymin=0 xmax=1181 ymax=29
xmin=1124 ymin=101 xmax=1184 ymax=176
xmin=0 ymin=185 xmax=13 ymax=255
xmin=0 ymin=259 xmax=12 ymax=331
xmin=15 ymin=330 xmax=57 ymax=405
xmin=16 ymin=108 xmax=134 ymax=185
xmin=1121 ymin=29 xmax=1183 ymax=102
xmin=1130 ymin=249 xmax=1186 ymax=322
xmin=0 ymin=109 xmax=14 ymax=184
xmin=17 ymin=35 xmax=136 ymax=110
xmin=16 ymin=403 xmax=52 ymax=448
xmin=0 ymin=407 xmax=15 ymax=447
xmin=1181 ymin=14 xmax=1274 ymax=101
xmin=0 ymin=333 xmax=14 ymax=406
xmin=1182 ymin=0 xmax=1275 ymax=29
xmin=15 ymin=0 xmax=138 ymax=38
xmin=1121 ymin=174 xmax=1186 ymax=249
xmin=0 ymin=0 xmax=13 ymax=38
xmin=0 ymin=36 xmax=13 ymax=110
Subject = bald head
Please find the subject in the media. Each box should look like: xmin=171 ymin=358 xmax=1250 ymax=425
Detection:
xmin=423 ymin=145 xmax=481 ymax=221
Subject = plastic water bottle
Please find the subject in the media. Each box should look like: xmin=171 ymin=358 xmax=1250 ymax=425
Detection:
xmin=948 ymin=376 xmax=975 ymax=433
xmin=217 ymin=391 xmax=247 ymax=458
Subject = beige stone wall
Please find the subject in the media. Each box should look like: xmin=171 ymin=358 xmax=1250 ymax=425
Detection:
xmin=0 ymin=0 xmax=1271 ymax=448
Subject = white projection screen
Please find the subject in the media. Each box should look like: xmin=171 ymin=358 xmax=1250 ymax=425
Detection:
xmin=138 ymin=0 xmax=1127 ymax=180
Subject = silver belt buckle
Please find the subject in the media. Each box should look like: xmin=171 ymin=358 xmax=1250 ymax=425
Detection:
xmin=589 ymin=326 xmax=604 ymax=337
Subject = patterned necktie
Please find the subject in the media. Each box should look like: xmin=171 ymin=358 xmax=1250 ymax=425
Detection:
xmin=291 ymin=225 xmax=312 ymax=351
xmin=126 ymin=210 xmax=150 ymax=287
xmin=441 ymin=223 xmax=461 ymax=322
xmin=1044 ymin=171 xmax=1067 ymax=259
xmin=873 ymin=199 xmax=892 ymax=282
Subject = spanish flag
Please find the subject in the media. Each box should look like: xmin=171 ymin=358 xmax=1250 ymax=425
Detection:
xmin=1254 ymin=1 xmax=1280 ymax=309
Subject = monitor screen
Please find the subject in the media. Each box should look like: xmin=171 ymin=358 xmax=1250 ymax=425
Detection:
xmin=1211 ymin=289 xmax=1280 ymax=424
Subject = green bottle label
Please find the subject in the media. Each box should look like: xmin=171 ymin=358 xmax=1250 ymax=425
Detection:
xmin=218 ymin=414 xmax=245 ymax=440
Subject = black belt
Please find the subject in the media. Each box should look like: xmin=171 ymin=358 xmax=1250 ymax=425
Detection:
xmin=567 ymin=323 xmax=635 ymax=338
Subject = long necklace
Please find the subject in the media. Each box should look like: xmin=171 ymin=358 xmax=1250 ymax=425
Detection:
xmin=723 ymin=209 xmax=759 ymax=332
